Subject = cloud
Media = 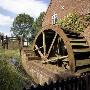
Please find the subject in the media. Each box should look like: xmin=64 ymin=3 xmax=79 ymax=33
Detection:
xmin=0 ymin=14 xmax=13 ymax=36
xmin=0 ymin=0 xmax=48 ymax=18
xmin=0 ymin=14 xmax=13 ymax=26
xmin=0 ymin=25 xmax=11 ymax=36
xmin=0 ymin=0 xmax=49 ymax=36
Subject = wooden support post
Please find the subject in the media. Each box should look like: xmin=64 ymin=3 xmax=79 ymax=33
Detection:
xmin=42 ymin=32 xmax=46 ymax=56
xmin=1 ymin=35 xmax=4 ymax=46
xmin=47 ymin=33 xmax=57 ymax=57
xmin=20 ymin=36 xmax=23 ymax=55
xmin=6 ymin=35 xmax=8 ymax=49
xmin=27 ymin=38 xmax=28 ymax=47
xmin=21 ymin=36 xmax=23 ymax=48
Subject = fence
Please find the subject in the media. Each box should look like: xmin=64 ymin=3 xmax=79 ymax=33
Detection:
xmin=23 ymin=72 xmax=90 ymax=90
xmin=0 ymin=35 xmax=29 ymax=49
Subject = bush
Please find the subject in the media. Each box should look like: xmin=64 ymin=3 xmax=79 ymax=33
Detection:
xmin=0 ymin=49 xmax=32 ymax=90
xmin=57 ymin=12 xmax=90 ymax=33
xmin=0 ymin=59 xmax=24 ymax=90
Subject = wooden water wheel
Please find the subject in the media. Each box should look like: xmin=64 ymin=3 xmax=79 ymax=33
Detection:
xmin=33 ymin=25 xmax=90 ymax=73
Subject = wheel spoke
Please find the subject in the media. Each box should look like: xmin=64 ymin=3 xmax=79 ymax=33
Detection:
xmin=58 ymin=37 xmax=62 ymax=54
xmin=47 ymin=33 xmax=57 ymax=57
xmin=42 ymin=32 xmax=46 ymax=56
xmin=34 ymin=45 xmax=44 ymax=58
xmin=34 ymin=45 xmax=48 ymax=61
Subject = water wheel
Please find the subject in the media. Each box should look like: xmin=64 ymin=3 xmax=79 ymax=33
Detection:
xmin=33 ymin=25 xmax=90 ymax=73
xmin=21 ymin=25 xmax=90 ymax=85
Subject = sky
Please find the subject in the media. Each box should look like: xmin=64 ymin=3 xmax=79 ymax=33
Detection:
xmin=0 ymin=0 xmax=50 ymax=36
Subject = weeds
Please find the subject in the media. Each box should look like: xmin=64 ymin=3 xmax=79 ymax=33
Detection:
xmin=0 ymin=48 xmax=32 ymax=90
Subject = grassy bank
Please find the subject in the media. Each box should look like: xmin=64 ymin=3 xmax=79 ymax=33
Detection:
xmin=0 ymin=48 xmax=32 ymax=90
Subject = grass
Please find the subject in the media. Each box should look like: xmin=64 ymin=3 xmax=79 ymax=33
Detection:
xmin=0 ymin=46 xmax=32 ymax=90
xmin=0 ymin=59 xmax=24 ymax=90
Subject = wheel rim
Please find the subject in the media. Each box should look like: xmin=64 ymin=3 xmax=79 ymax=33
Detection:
xmin=34 ymin=29 xmax=70 ymax=69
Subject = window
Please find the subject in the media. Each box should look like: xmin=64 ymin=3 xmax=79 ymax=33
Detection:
xmin=52 ymin=13 xmax=58 ymax=25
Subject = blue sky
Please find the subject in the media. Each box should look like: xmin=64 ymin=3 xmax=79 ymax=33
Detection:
xmin=0 ymin=0 xmax=50 ymax=36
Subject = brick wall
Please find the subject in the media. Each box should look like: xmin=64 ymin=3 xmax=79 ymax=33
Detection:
xmin=21 ymin=49 xmax=59 ymax=85
xmin=83 ymin=26 xmax=90 ymax=46
xmin=42 ymin=0 xmax=90 ymax=27
xmin=21 ymin=48 xmax=74 ymax=85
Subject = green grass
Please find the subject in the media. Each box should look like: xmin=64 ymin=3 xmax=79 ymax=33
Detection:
xmin=0 ymin=47 xmax=32 ymax=90
xmin=0 ymin=59 xmax=24 ymax=90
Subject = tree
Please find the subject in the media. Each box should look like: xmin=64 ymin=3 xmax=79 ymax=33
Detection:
xmin=31 ymin=12 xmax=45 ymax=37
xmin=11 ymin=13 xmax=34 ymax=39
xmin=36 ymin=12 xmax=45 ymax=28
xmin=0 ymin=32 xmax=4 ymax=36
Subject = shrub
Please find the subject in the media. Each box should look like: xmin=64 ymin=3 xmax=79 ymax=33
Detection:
xmin=0 ymin=59 xmax=24 ymax=90
xmin=57 ymin=12 xmax=90 ymax=33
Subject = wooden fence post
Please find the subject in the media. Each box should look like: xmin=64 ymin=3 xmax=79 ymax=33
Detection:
xmin=49 ymin=81 xmax=54 ymax=90
xmin=55 ymin=80 xmax=60 ymax=90
xmin=6 ymin=35 xmax=8 ymax=49
xmin=43 ymin=82 xmax=49 ymax=90
xmin=23 ymin=73 xmax=90 ymax=90
xmin=30 ymin=85 xmax=35 ymax=90
xmin=1 ymin=35 xmax=4 ymax=46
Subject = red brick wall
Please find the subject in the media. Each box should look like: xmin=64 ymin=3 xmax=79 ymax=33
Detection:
xmin=42 ymin=0 xmax=90 ymax=27
xmin=83 ymin=26 xmax=90 ymax=46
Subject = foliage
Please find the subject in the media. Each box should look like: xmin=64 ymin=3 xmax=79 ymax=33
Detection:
xmin=35 ymin=12 xmax=45 ymax=29
xmin=0 ymin=49 xmax=32 ymax=90
xmin=58 ymin=12 xmax=90 ymax=33
xmin=11 ymin=13 xmax=34 ymax=39
xmin=84 ymin=13 xmax=90 ymax=22
xmin=11 ymin=12 xmax=45 ymax=43
xmin=0 ymin=58 xmax=23 ymax=90
xmin=0 ymin=32 xmax=4 ymax=36
xmin=27 ymin=12 xmax=45 ymax=43
xmin=34 ymin=12 xmax=45 ymax=34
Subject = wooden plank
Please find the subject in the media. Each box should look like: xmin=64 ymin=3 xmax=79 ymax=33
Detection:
xmin=42 ymin=56 xmax=68 ymax=63
xmin=49 ymin=56 xmax=68 ymax=61
xmin=47 ymin=33 xmax=57 ymax=57
xmin=76 ymin=68 xmax=90 ymax=73
xmin=42 ymin=32 xmax=46 ymax=56
xmin=33 ymin=46 xmax=43 ymax=51
xmin=28 ymin=56 xmax=40 ymax=60
xmin=76 ymin=59 xmax=90 ymax=67
xmin=73 ymin=48 xmax=90 ymax=53
xmin=71 ymin=43 xmax=88 ymax=46
xmin=67 ymin=34 xmax=83 ymax=38
xmin=70 ymin=39 xmax=86 ymax=42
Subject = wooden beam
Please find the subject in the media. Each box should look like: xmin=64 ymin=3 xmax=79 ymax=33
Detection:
xmin=42 ymin=32 xmax=46 ymax=56
xmin=47 ymin=33 xmax=57 ymax=57
xmin=35 ymin=45 xmax=44 ymax=57
xmin=33 ymin=46 xmax=43 ymax=51
xmin=76 ymin=59 xmax=90 ymax=67
xmin=42 ymin=56 xmax=68 ymax=63
xmin=57 ymin=37 xmax=61 ymax=54
xmin=34 ymin=45 xmax=48 ymax=61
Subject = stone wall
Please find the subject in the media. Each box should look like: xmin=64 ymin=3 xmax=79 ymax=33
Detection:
xmin=42 ymin=0 xmax=90 ymax=27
